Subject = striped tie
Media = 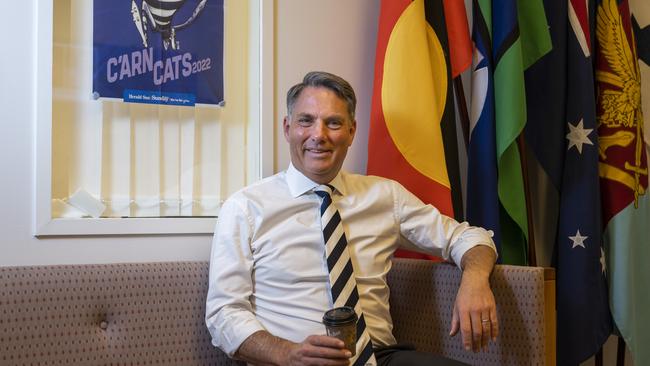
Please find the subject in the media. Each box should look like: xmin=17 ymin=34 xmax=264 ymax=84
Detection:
xmin=314 ymin=184 xmax=376 ymax=366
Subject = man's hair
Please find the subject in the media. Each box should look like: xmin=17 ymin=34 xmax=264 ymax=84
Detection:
xmin=286 ymin=71 xmax=357 ymax=120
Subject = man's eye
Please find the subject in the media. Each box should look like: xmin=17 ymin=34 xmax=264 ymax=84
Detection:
xmin=328 ymin=121 xmax=343 ymax=129
xmin=298 ymin=118 xmax=312 ymax=125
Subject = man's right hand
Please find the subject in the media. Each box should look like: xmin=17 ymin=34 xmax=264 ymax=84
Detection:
xmin=284 ymin=335 xmax=352 ymax=366
xmin=235 ymin=331 xmax=352 ymax=366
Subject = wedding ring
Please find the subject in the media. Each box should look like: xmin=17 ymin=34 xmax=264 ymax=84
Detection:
xmin=481 ymin=319 xmax=490 ymax=323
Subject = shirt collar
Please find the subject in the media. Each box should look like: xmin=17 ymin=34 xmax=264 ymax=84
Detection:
xmin=286 ymin=163 xmax=347 ymax=198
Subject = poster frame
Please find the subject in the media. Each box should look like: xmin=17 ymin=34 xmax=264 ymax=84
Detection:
xmin=34 ymin=0 xmax=274 ymax=236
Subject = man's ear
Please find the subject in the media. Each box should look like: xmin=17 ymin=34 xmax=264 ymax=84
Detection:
xmin=348 ymin=119 xmax=357 ymax=146
xmin=282 ymin=116 xmax=290 ymax=142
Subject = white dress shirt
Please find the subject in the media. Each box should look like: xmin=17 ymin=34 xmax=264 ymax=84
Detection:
xmin=205 ymin=164 xmax=496 ymax=357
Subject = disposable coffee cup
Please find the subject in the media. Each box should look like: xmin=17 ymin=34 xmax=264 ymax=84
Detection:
xmin=323 ymin=306 xmax=358 ymax=356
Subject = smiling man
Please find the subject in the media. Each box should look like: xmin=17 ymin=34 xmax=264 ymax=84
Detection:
xmin=206 ymin=71 xmax=498 ymax=366
xmin=285 ymin=82 xmax=356 ymax=185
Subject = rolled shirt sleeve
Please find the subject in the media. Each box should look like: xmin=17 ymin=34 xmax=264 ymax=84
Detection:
xmin=393 ymin=180 xmax=496 ymax=267
xmin=205 ymin=198 xmax=266 ymax=357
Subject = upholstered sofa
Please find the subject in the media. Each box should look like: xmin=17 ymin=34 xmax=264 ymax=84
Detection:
xmin=0 ymin=258 xmax=555 ymax=366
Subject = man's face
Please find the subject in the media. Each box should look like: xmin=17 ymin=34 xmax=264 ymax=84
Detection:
xmin=283 ymin=86 xmax=356 ymax=184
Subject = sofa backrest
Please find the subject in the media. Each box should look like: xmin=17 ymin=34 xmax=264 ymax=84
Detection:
xmin=1 ymin=259 xmax=554 ymax=366
xmin=0 ymin=262 xmax=243 ymax=366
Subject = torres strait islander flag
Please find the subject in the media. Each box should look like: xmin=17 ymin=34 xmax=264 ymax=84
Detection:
xmin=596 ymin=0 xmax=650 ymax=364
xmin=368 ymin=0 xmax=462 ymax=259
xmin=468 ymin=0 xmax=550 ymax=265
xmin=467 ymin=0 xmax=501 ymax=260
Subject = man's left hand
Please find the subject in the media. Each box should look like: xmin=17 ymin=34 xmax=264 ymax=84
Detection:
xmin=449 ymin=245 xmax=498 ymax=352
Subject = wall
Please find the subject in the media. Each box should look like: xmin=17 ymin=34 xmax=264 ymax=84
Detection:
xmin=274 ymin=1 xmax=380 ymax=173
xmin=0 ymin=0 xmax=380 ymax=266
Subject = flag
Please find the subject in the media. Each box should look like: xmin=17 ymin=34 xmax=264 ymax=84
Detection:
xmin=442 ymin=0 xmax=472 ymax=77
xmin=368 ymin=0 xmax=462 ymax=260
xmin=467 ymin=0 xmax=502 ymax=258
xmin=466 ymin=0 xmax=551 ymax=265
xmin=526 ymin=0 xmax=613 ymax=363
xmin=492 ymin=0 xmax=529 ymax=265
xmin=596 ymin=0 xmax=650 ymax=364
xmin=630 ymin=0 xmax=650 ymax=145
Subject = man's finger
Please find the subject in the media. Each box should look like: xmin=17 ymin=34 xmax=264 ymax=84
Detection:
xmin=470 ymin=314 xmax=483 ymax=352
xmin=449 ymin=308 xmax=460 ymax=336
xmin=490 ymin=311 xmax=499 ymax=341
xmin=302 ymin=335 xmax=351 ymax=359
xmin=480 ymin=315 xmax=490 ymax=350
xmin=460 ymin=311 xmax=473 ymax=351
xmin=306 ymin=335 xmax=345 ymax=348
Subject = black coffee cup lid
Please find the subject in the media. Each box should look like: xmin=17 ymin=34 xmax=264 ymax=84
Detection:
xmin=323 ymin=306 xmax=357 ymax=326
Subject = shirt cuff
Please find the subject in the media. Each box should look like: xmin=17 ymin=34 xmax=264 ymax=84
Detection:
xmin=449 ymin=228 xmax=497 ymax=268
xmin=208 ymin=310 xmax=266 ymax=357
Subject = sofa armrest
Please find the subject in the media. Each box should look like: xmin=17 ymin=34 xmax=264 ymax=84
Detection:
xmin=387 ymin=258 xmax=556 ymax=366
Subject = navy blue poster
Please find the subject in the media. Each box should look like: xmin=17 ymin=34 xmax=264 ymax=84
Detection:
xmin=93 ymin=0 xmax=224 ymax=106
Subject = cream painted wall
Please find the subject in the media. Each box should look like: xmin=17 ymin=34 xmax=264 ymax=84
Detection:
xmin=274 ymin=0 xmax=381 ymax=174
xmin=0 ymin=0 xmax=380 ymax=266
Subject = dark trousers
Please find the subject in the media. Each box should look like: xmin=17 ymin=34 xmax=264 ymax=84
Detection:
xmin=374 ymin=343 xmax=469 ymax=366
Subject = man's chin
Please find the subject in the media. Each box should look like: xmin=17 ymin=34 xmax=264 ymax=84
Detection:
xmin=303 ymin=166 xmax=337 ymax=182
xmin=306 ymin=167 xmax=334 ymax=176
xmin=303 ymin=155 xmax=333 ymax=166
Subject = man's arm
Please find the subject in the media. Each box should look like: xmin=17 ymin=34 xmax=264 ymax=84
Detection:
xmin=449 ymin=245 xmax=498 ymax=352
xmin=235 ymin=330 xmax=351 ymax=366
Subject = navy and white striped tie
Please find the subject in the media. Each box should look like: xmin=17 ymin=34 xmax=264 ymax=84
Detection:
xmin=314 ymin=184 xmax=376 ymax=366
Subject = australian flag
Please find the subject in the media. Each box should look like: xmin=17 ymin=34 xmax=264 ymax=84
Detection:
xmin=525 ymin=0 xmax=612 ymax=364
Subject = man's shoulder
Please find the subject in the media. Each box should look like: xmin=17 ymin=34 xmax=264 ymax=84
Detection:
xmin=226 ymin=171 xmax=289 ymax=204
xmin=341 ymin=171 xmax=405 ymax=196
xmin=342 ymin=171 xmax=400 ymax=188
xmin=247 ymin=171 xmax=287 ymax=190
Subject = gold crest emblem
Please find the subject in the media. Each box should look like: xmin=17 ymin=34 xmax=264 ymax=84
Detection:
xmin=596 ymin=0 xmax=648 ymax=206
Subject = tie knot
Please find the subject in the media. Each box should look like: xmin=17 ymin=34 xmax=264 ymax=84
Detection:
xmin=314 ymin=184 xmax=334 ymax=198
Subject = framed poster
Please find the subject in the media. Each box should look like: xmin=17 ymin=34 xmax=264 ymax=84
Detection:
xmin=34 ymin=0 xmax=274 ymax=236
xmin=93 ymin=0 xmax=224 ymax=106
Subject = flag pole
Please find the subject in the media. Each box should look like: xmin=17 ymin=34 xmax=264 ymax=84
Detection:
xmin=516 ymin=135 xmax=537 ymax=266
xmin=616 ymin=337 xmax=626 ymax=366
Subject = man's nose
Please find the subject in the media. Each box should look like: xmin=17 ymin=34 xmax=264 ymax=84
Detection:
xmin=310 ymin=120 xmax=326 ymax=140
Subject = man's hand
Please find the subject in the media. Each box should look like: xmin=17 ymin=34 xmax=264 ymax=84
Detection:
xmin=284 ymin=335 xmax=352 ymax=366
xmin=449 ymin=245 xmax=498 ymax=352
xmin=235 ymin=331 xmax=351 ymax=366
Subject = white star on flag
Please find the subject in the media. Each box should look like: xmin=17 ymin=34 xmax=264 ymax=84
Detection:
xmin=600 ymin=247 xmax=606 ymax=274
xmin=569 ymin=229 xmax=588 ymax=248
xmin=566 ymin=119 xmax=594 ymax=154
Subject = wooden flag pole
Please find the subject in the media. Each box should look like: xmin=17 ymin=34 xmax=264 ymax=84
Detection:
xmin=616 ymin=336 xmax=626 ymax=366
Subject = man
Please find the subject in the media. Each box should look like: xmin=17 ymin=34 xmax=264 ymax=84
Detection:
xmin=206 ymin=71 xmax=498 ymax=366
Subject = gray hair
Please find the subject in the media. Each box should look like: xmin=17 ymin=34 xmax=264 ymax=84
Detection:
xmin=286 ymin=71 xmax=357 ymax=120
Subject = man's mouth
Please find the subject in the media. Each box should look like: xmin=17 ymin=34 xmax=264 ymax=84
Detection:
xmin=305 ymin=148 xmax=331 ymax=156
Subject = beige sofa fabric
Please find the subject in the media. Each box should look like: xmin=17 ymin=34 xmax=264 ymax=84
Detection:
xmin=388 ymin=259 xmax=552 ymax=365
xmin=1 ymin=259 xmax=553 ymax=366
xmin=0 ymin=262 xmax=242 ymax=366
